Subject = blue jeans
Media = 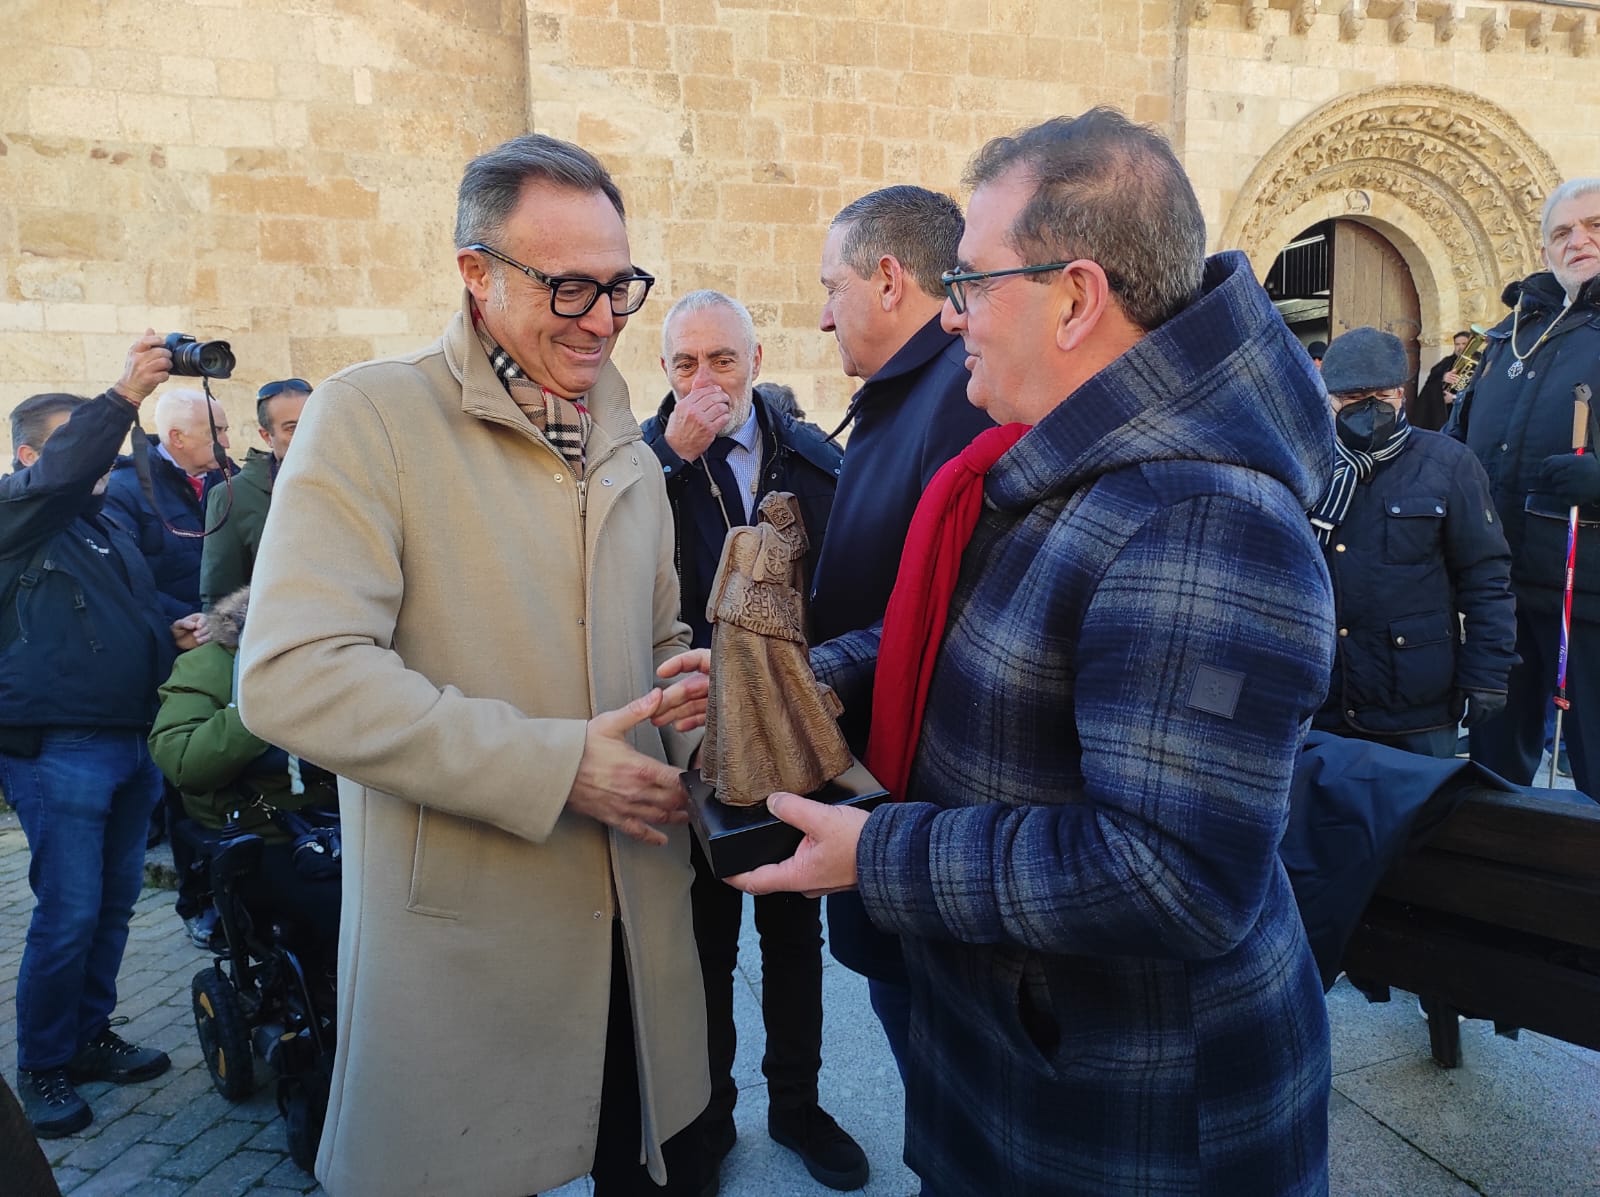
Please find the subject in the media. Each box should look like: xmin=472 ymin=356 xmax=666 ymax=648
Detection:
xmin=1 ymin=728 xmax=163 ymax=1071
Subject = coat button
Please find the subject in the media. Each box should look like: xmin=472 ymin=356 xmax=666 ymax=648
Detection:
xmin=593 ymin=911 xmax=602 ymax=920
xmin=1395 ymin=635 xmax=1407 ymax=646
xmin=1390 ymin=506 xmax=1401 ymax=514
xmin=1338 ymin=627 xmax=1349 ymax=637
xmin=1500 ymin=443 xmax=1509 ymax=452
xmin=1346 ymin=709 xmax=1356 ymax=719
xmin=631 ymin=455 xmax=638 ymax=465
xmin=554 ymin=473 xmax=564 ymax=482
xmin=1435 ymin=505 xmax=1444 ymax=514
xmin=1334 ymin=543 xmax=1346 ymax=553
xmin=576 ymin=617 xmax=585 ymax=626
xmin=601 ymin=477 xmax=614 ymax=486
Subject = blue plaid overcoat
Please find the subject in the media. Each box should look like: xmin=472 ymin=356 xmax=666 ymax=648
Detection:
xmin=817 ymin=252 xmax=1338 ymax=1196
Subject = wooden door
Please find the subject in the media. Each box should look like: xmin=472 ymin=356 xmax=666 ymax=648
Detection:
xmin=1331 ymin=220 xmax=1422 ymax=401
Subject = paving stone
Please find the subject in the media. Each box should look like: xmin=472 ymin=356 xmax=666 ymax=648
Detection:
xmin=48 ymin=1166 xmax=92 ymax=1192
xmin=64 ymin=1143 xmax=177 ymax=1197
xmin=152 ymin=1114 xmax=262 ymax=1178
xmin=142 ymin=1105 xmax=224 ymax=1147
xmin=260 ymin=1157 xmax=322 ymax=1191
xmin=58 ymin=1111 xmax=164 ymax=1173
xmin=188 ymin=1148 xmax=278 ymax=1195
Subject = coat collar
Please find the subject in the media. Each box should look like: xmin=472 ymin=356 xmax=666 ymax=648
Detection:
xmin=442 ymin=288 xmax=639 ymax=457
xmin=868 ymin=312 xmax=960 ymax=386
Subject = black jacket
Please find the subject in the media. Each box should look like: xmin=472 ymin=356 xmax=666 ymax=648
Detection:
xmin=1410 ymin=353 xmax=1456 ymax=432
xmin=807 ymin=316 xmax=992 ymax=984
xmin=1451 ymin=271 xmax=1600 ymax=614
xmin=809 ymin=316 xmax=994 ymax=745
xmin=642 ymin=384 xmax=843 ymax=649
xmin=1315 ymin=429 xmax=1516 ymax=736
xmin=0 ymin=392 xmax=176 ymax=729
xmin=103 ymin=434 xmax=230 ymax=622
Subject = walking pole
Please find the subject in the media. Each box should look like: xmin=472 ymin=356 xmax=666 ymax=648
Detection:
xmin=1550 ymin=382 xmax=1594 ymax=786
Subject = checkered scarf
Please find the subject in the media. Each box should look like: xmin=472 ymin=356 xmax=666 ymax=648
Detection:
xmin=472 ymin=307 xmax=591 ymax=477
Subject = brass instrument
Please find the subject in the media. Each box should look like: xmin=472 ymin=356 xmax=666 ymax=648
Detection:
xmin=1447 ymin=325 xmax=1489 ymax=394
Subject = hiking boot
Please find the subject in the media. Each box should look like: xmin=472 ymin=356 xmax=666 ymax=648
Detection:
xmin=17 ymin=1067 xmax=92 ymax=1138
xmin=768 ymin=1104 xmax=869 ymax=1191
xmin=66 ymin=1026 xmax=170 ymax=1084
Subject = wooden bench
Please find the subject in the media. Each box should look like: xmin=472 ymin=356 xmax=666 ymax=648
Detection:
xmin=1340 ymin=787 xmax=1600 ymax=1068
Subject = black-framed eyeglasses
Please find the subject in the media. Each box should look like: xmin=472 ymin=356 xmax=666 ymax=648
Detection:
xmin=939 ymin=262 xmax=1072 ymax=315
xmin=468 ymin=243 xmax=655 ymax=318
xmin=257 ymin=378 xmax=311 ymax=401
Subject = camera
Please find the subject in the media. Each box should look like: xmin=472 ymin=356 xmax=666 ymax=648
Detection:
xmin=164 ymin=333 xmax=236 ymax=379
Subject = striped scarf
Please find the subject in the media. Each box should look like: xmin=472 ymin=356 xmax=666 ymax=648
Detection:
xmin=472 ymin=309 xmax=591 ymax=477
xmin=1309 ymin=410 xmax=1412 ymax=544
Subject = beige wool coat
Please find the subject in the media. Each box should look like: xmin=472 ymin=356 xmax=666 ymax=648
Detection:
xmin=237 ymin=293 xmax=709 ymax=1197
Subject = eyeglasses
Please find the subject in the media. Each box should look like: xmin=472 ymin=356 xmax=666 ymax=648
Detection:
xmin=468 ymin=243 xmax=655 ymax=318
xmin=939 ymin=261 xmax=1072 ymax=315
xmin=257 ymin=379 xmax=311 ymax=401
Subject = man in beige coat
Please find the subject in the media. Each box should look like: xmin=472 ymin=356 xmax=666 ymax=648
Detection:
xmin=238 ymin=136 xmax=713 ymax=1197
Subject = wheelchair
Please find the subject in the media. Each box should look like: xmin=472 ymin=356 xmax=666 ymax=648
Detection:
xmin=177 ymin=818 xmax=338 ymax=1174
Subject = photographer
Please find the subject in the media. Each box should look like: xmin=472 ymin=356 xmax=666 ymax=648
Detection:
xmin=0 ymin=332 xmax=199 ymax=1140
xmin=102 ymin=338 xmax=237 ymax=941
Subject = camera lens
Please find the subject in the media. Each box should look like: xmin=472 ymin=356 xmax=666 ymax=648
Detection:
xmin=163 ymin=332 xmax=236 ymax=379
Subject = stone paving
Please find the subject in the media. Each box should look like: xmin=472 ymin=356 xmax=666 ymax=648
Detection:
xmin=3 ymin=804 xmax=1599 ymax=1197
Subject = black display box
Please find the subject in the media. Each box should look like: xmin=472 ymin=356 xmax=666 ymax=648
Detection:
xmin=685 ymin=758 xmax=890 ymax=879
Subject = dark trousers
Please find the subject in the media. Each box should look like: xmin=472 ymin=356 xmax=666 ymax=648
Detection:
xmin=1473 ymin=604 xmax=1599 ymax=798
xmin=689 ymin=838 xmax=822 ymax=1125
xmin=589 ymin=922 xmax=707 ymax=1197
xmin=166 ymin=781 xmax=206 ymax=920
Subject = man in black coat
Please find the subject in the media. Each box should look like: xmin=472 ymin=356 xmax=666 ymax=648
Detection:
xmin=1451 ymin=177 xmax=1600 ymax=795
xmin=1310 ymin=327 xmax=1516 ymax=757
xmin=1410 ymin=330 xmax=1472 ymax=432
xmin=0 ymin=334 xmax=194 ymax=1140
xmin=810 ymin=186 xmax=994 ymax=1083
xmin=641 ymin=290 xmax=865 ymax=1192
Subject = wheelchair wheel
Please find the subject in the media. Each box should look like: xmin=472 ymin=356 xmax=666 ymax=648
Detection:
xmin=192 ymin=966 xmax=254 ymax=1100
xmin=280 ymin=1074 xmax=328 ymax=1175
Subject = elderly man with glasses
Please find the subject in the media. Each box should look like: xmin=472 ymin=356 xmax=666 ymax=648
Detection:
xmin=236 ymin=135 xmax=715 ymax=1197
xmin=198 ymin=377 xmax=311 ymax=609
xmin=731 ymin=109 xmax=1338 ymax=1195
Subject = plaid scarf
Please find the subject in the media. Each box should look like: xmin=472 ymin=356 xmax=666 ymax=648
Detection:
xmin=472 ymin=308 xmax=591 ymax=477
xmin=1309 ymin=409 xmax=1412 ymax=544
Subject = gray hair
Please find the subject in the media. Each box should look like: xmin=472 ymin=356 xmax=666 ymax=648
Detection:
xmin=963 ymin=107 xmax=1206 ymax=331
xmin=660 ymin=290 xmax=758 ymax=360
xmin=1541 ymin=177 xmax=1600 ymax=241
xmin=830 ymin=186 xmax=963 ymax=299
xmin=454 ymin=134 xmax=625 ymax=249
xmin=153 ymin=389 xmax=215 ymax=441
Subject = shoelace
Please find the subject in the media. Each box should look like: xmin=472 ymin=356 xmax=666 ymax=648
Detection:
xmin=32 ymin=1069 xmax=76 ymax=1107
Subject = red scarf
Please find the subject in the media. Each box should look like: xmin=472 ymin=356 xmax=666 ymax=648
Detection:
xmin=866 ymin=423 xmax=1029 ymax=800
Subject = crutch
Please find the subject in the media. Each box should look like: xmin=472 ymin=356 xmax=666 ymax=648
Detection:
xmin=1550 ymin=382 xmax=1594 ymax=787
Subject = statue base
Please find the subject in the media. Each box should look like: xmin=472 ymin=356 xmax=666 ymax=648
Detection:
xmin=684 ymin=758 xmax=889 ymax=879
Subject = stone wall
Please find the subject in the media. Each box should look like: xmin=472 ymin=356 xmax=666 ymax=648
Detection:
xmin=527 ymin=0 xmax=1174 ymax=418
xmin=2 ymin=0 xmax=1593 ymax=451
xmin=0 ymin=0 xmax=530 ymax=454
xmin=1180 ymin=0 xmax=1600 ymax=357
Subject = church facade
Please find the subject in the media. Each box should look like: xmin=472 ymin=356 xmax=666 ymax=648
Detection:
xmin=1 ymin=0 xmax=1595 ymax=442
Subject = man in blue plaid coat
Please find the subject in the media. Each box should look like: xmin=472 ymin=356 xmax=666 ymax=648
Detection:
xmin=731 ymin=109 xmax=1337 ymax=1195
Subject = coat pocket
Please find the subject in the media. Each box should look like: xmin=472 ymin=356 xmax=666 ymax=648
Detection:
xmin=1383 ymin=495 xmax=1447 ymax=565
xmin=405 ymin=805 xmax=475 ymax=920
xmin=1387 ymin=610 xmax=1457 ymax=710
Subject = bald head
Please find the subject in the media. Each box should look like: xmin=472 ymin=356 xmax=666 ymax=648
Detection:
xmin=154 ymin=389 xmax=230 ymax=475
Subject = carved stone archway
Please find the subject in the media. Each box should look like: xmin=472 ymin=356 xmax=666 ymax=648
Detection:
xmin=1221 ymin=85 xmax=1562 ymax=349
